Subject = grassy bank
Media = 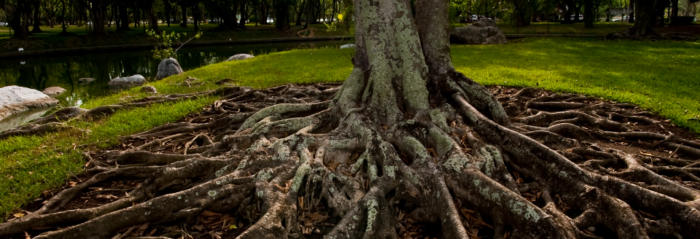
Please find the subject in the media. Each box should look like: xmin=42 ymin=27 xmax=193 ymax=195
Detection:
xmin=2 ymin=37 xmax=699 ymax=218
xmin=0 ymin=23 xmax=352 ymax=54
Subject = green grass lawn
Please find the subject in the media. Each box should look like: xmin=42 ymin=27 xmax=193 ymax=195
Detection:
xmin=1 ymin=37 xmax=699 ymax=219
xmin=452 ymin=21 xmax=699 ymax=36
xmin=497 ymin=22 xmax=633 ymax=35
xmin=0 ymin=23 xmax=352 ymax=53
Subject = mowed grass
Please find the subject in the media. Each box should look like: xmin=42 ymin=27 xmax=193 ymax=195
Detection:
xmin=1 ymin=37 xmax=699 ymax=218
xmin=451 ymin=38 xmax=700 ymax=133
xmin=497 ymin=22 xmax=633 ymax=35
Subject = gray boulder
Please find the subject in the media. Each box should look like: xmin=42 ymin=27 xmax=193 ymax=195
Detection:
xmin=227 ymin=54 xmax=254 ymax=61
xmin=156 ymin=58 xmax=184 ymax=80
xmin=42 ymin=86 xmax=66 ymax=97
xmin=0 ymin=86 xmax=58 ymax=121
xmin=450 ymin=18 xmax=507 ymax=45
xmin=109 ymin=74 xmax=146 ymax=88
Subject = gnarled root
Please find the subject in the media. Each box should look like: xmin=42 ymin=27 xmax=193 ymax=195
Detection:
xmin=2 ymin=84 xmax=699 ymax=239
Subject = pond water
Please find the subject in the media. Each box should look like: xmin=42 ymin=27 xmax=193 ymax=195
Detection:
xmin=0 ymin=40 xmax=350 ymax=131
xmin=0 ymin=41 xmax=349 ymax=107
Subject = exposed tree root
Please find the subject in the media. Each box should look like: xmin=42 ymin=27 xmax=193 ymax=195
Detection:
xmin=0 ymin=122 xmax=73 ymax=140
xmin=2 ymin=83 xmax=699 ymax=239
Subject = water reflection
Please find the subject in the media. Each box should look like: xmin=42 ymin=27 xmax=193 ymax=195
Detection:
xmin=0 ymin=41 xmax=349 ymax=107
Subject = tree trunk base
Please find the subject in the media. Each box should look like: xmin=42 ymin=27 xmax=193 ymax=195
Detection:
xmin=2 ymin=83 xmax=699 ymax=239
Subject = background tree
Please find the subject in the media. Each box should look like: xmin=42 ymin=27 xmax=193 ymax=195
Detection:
xmin=0 ymin=0 xmax=33 ymax=39
xmin=31 ymin=0 xmax=43 ymax=33
xmin=74 ymin=0 xmax=111 ymax=35
xmin=584 ymin=0 xmax=594 ymax=26
xmin=41 ymin=0 xmax=59 ymax=28
xmin=274 ymin=0 xmax=293 ymax=30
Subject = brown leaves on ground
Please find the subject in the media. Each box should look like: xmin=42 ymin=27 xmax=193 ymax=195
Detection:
xmin=299 ymin=211 xmax=328 ymax=235
xmin=396 ymin=209 xmax=429 ymax=239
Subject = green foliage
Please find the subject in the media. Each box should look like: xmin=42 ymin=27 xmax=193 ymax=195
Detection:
xmin=323 ymin=14 xmax=345 ymax=32
xmin=146 ymin=30 xmax=203 ymax=60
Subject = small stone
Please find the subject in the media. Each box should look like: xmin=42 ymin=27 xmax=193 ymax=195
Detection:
xmin=42 ymin=86 xmax=66 ymax=97
xmin=108 ymin=74 xmax=146 ymax=88
xmin=141 ymin=86 xmax=157 ymax=94
xmin=340 ymin=44 xmax=356 ymax=49
xmin=227 ymin=54 xmax=254 ymax=61
xmin=587 ymin=226 xmax=596 ymax=232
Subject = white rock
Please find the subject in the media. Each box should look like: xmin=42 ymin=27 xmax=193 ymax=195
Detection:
xmin=108 ymin=74 xmax=146 ymax=87
xmin=18 ymin=48 xmax=24 ymax=52
xmin=227 ymin=54 xmax=254 ymax=61
xmin=42 ymin=86 xmax=66 ymax=97
xmin=156 ymin=58 xmax=184 ymax=80
xmin=340 ymin=44 xmax=356 ymax=49
xmin=0 ymin=86 xmax=58 ymax=121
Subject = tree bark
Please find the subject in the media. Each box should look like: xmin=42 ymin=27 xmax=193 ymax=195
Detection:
xmin=295 ymin=0 xmax=305 ymax=26
xmin=628 ymin=0 xmax=636 ymax=22
xmin=584 ymin=0 xmax=594 ymax=27
xmin=274 ymin=0 xmax=291 ymax=30
xmin=628 ymin=0 xmax=657 ymax=35
xmin=87 ymin=0 xmax=108 ymax=35
xmin=31 ymin=0 xmax=43 ymax=33
xmin=164 ymin=0 xmax=172 ymax=27
xmin=193 ymin=3 xmax=199 ymax=31
xmin=180 ymin=1 xmax=188 ymax=27
xmin=117 ymin=4 xmax=130 ymax=32
xmin=148 ymin=3 xmax=159 ymax=32
xmin=3 ymin=1 xmax=32 ymax=39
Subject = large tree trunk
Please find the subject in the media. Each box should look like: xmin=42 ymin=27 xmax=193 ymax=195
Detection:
xmin=117 ymin=4 xmax=130 ymax=32
xmin=512 ymin=0 xmax=531 ymax=27
xmin=274 ymin=0 xmax=291 ymax=30
xmin=2 ymin=0 xmax=700 ymax=238
xmin=164 ymin=0 xmax=172 ymax=27
xmin=4 ymin=1 xmax=32 ymax=39
xmin=628 ymin=0 xmax=636 ymax=22
xmin=573 ymin=2 xmax=582 ymax=21
xmin=193 ymin=3 xmax=199 ymax=32
xmin=295 ymin=0 xmax=305 ymax=26
xmin=562 ymin=0 xmax=574 ymax=23
xmin=624 ymin=0 xmax=658 ymax=36
xmin=148 ymin=4 xmax=159 ymax=32
xmin=88 ymin=0 xmax=109 ymax=35
xmin=584 ymin=0 xmax=594 ymax=27
xmin=180 ymin=2 xmax=188 ymax=27
xmin=239 ymin=2 xmax=250 ymax=28
xmin=31 ymin=0 xmax=43 ymax=33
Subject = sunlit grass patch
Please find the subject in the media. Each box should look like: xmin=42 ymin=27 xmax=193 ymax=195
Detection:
xmin=0 ymin=97 xmax=214 ymax=216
